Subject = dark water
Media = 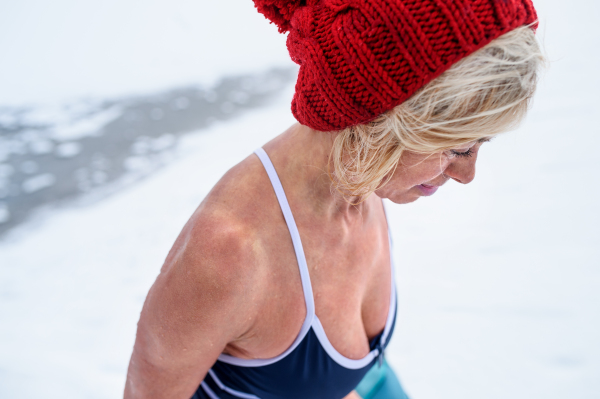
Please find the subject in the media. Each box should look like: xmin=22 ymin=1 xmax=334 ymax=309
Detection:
xmin=0 ymin=67 xmax=296 ymax=238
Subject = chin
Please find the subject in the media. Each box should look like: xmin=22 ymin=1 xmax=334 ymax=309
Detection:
xmin=390 ymin=197 xmax=420 ymax=205
xmin=377 ymin=191 xmax=420 ymax=205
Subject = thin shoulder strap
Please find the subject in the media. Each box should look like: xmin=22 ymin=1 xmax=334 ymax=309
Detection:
xmin=254 ymin=148 xmax=315 ymax=319
xmin=380 ymin=200 xmax=397 ymax=347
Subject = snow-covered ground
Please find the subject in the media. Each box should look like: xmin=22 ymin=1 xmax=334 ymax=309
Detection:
xmin=1 ymin=0 xmax=599 ymax=398
xmin=0 ymin=0 xmax=290 ymax=107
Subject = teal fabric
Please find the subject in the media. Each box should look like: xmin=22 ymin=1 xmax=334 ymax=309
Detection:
xmin=355 ymin=360 xmax=409 ymax=399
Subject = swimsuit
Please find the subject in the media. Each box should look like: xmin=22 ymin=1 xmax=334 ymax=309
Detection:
xmin=192 ymin=148 xmax=400 ymax=399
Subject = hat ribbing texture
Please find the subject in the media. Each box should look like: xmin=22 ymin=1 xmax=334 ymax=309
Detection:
xmin=254 ymin=0 xmax=538 ymax=132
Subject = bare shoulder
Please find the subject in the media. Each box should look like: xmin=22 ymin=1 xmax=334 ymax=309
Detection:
xmin=161 ymin=152 xmax=274 ymax=317
xmin=125 ymin=154 xmax=276 ymax=398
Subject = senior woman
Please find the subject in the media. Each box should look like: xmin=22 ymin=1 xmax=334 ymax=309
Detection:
xmin=124 ymin=0 xmax=544 ymax=398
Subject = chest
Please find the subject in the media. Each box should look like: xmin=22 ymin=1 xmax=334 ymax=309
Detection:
xmin=225 ymin=219 xmax=392 ymax=361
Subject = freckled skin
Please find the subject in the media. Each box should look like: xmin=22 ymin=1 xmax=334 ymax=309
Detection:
xmin=124 ymin=124 xmax=486 ymax=399
xmin=375 ymin=141 xmax=484 ymax=204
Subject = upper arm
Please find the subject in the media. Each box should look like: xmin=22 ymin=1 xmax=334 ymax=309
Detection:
xmin=124 ymin=216 xmax=258 ymax=398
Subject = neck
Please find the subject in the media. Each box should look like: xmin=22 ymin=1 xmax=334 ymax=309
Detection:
xmin=263 ymin=124 xmax=373 ymax=223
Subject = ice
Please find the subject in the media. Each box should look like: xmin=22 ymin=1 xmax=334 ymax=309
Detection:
xmin=74 ymin=168 xmax=88 ymax=181
xmin=220 ymin=102 xmax=235 ymax=114
xmin=75 ymin=168 xmax=93 ymax=192
xmin=0 ymin=111 xmax=18 ymax=127
xmin=173 ymin=96 xmax=190 ymax=110
xmin=0 ymin=164 xmax=15 ymax=179
xmin=151 ymin=134 xmax=175 ymax=152
xmin=131 ymin=137 xmax=152 ymax=156
xmin=0 ymin=181 xmax=8 ymax=199
xmin=6 ymin=140 xmax=27 ymax=156
xmin=229 ymin=91 xmax=250 ymax=105
xmin=90 ymin=154 xmax=111 ymax=171
xmin=123 ymin=132 xmax=176 ymax=176
xmin=21 ymin=173 xmax=56 ymax=193
xmin=0 ymin=141 xmax=9 ymax=163
xmin=19 ymin=160 xmax=39 ymax=174
xmin=19 ymin=104 xmax=78 ymax=127
xmin=50 ymin=106 xmax=122 ymax=142
xmin=0 ymin=203 xmax=9 ymax=224
xmin=150 ymin=108 xmax=164 ymax=121
xmin=123 ymin=156 xmax=154 ymax=174
xmin=91 ymin=171 xmax=108 ymax=185
xmin=29 ymin=139 xmax=54 ymax=155
xmin=205 ymin=91 xmax=218 ymax=103
xmin=55 ymin=142 xmax=82 ymax=158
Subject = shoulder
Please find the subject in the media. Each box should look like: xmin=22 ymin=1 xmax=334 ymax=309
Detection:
xmin=160 ymin=153 xmax=275 ymax=316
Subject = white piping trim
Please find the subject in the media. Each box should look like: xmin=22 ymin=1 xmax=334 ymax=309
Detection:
xmin=217 ymin=148 xmax=317 ymax=367
xmin=253 ymin=148 xmax=315 ymax=319
xmin=310 ymin=213 xmax=397 ymax=369
xmin=381 ymin=235 xmax=397 ymax=346
xmin=381 ymin=200 xmax=397 ymax=347
xmin=208 ymin=370 xmax=261 ymax=399
xmin=217 ymin=313 xmax=313 ymax=366
xmin=201 ymin=381 xmax=220 ymax=399
xmin=218 ymin=151 xmax=398 ymax=370
xmin=311 ymin=317 xmax=379 ymax=369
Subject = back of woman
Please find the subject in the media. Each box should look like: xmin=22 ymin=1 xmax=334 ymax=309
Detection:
xmin=124 ymin=1 xmax=545 ymax=398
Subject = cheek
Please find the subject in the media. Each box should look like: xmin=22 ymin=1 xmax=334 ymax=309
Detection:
xmin=398 ymin=162 xmax=445 ymax=187
xmin=378 ymin=171 xmax=425 ymax=197
xmin=377 ymin=153 xmax=448 ymax=197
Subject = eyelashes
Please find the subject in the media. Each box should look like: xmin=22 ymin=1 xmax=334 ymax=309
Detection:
xmin=448 ymin=137 xmax=492 ymax=159
xmin=450 ymin=148 xmax=474 ymax=158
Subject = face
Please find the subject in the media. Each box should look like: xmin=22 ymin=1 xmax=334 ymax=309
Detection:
xmin=374 ymin=139 xmax=490 ymax=204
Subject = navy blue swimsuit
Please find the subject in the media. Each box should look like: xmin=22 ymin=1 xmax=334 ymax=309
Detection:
xmin=192 ymin=148 xmax=397 ymax=399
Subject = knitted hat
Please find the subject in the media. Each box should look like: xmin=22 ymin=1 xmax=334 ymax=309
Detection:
xmin=253 ymin=0 xmax=538 ymax=131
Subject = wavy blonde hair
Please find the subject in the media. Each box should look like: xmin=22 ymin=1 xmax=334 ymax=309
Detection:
xmin=329 ymin=25 xmax=545 ymax=201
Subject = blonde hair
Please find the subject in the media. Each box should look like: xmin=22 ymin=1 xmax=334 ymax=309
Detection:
xmin=330 ymin=25 xmax=545 ymax=201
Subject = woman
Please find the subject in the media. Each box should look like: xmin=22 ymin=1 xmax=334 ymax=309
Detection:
xmin=125 ymin=0 xmax=544 ymax=398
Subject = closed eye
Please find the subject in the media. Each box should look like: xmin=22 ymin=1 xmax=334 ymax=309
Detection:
xmin=450 ymin=148 xmax=473 ymax=158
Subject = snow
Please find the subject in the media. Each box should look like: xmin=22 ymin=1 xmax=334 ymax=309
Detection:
xmin=1 ymin=0 xmax=599 ymax=398
xmin=0 ymin=86 xmax=298 ymax=399
xmin=55 ymin=142 xmax=83 ymax=158
xmin=50 ymin=106 xmax=123 ymax=142
xmin=21 ymin=173 xmax=57 ymax=194
xmin=383 ymin=1 xmax=600 ymax=396
xmin=0 ymin=0 xmax=292 ymax=107
xmin=29 ymin=139 xmax=54 ymax=155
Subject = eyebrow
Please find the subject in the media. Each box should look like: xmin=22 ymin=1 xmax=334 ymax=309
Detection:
xmin=477 ymin=137 xmax=493 ymax=143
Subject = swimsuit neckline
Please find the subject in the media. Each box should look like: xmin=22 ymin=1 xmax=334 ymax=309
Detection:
xmin=217 ymin=148 xmax=396 ymax=370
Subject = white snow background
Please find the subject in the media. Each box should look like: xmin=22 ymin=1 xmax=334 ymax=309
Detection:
xmin=1 ymin=0 xmax=599 ymax=398
xmin=0 ymin=0 xmax=290 ymax=107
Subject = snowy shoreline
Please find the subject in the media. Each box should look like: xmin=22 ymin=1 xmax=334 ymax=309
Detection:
xmin=1 ymin=0 xmax=599 ymax=398
xmin=0 ymin=68 xmax=296 ymax=238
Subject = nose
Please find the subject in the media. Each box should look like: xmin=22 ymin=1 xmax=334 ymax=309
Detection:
xmin=443 ymin=154 xmax=477 ymax=184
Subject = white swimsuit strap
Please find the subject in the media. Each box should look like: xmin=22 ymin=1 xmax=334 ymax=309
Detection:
xmin=254 ymin=148 xmax=316 ymax=319
xmin=381 ymin=201 xmax=397 ymax=347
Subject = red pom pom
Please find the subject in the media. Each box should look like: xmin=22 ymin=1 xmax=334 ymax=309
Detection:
xmin=253 ymin=0 xmax=306 ymax=33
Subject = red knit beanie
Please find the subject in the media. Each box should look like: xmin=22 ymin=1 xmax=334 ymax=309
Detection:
xmin=253 ymin=0 xmax=538 ymax=131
